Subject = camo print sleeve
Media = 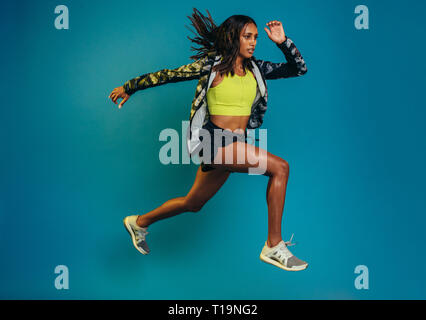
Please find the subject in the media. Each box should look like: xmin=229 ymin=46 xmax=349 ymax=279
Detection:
xmin=123 ymin=56 xmax=208 ymax=95
xmin=256 ymin=37 xmax=308 ymax=80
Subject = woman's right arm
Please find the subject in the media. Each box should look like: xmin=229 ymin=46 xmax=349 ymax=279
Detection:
xmin=109 ymin=56 xmax=207 ymax=109
xmin=123 ymin=56 xmax=208 ymax=95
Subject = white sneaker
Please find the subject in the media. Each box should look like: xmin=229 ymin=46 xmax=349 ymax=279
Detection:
xmin=123 ymin=215 xmax=150 ymax=254
xmin=259 ymin=234 xmax=308 ymax=271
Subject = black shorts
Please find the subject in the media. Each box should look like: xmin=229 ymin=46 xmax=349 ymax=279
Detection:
xmin=198 ymin=119 xmax=248 ymax=172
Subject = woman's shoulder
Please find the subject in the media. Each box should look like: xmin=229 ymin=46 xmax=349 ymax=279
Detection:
xmin=206 ymin=50 xmax=220 ymax=61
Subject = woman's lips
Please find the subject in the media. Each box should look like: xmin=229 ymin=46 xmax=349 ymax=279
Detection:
xmin=248 ymin=49 xmax=254 ymax=54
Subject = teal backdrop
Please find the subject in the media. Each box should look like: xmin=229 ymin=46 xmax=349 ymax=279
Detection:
xmin=1 ymin=0 xmax=425 ymax=299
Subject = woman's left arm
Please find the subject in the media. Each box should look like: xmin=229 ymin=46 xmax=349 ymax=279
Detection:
xmin=256 ymin=20 xmax=308 ymax=79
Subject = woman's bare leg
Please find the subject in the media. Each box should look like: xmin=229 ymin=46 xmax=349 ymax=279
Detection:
xmin=210 ymin=141 xmax=290 ymax=248
xmin=136 ymin=166 xmax=231 ymax=227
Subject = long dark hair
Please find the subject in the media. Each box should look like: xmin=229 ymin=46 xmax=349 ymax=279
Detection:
xmin=186 ymin=8 xmax=257 ymax=77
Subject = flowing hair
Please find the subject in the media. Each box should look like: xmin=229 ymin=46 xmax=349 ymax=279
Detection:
xmin=186 ymin=8 xmax=257 ymax=77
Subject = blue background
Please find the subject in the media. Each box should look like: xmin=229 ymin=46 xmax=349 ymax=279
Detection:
xmin=1 ymin=0 xmax=425 ymax=299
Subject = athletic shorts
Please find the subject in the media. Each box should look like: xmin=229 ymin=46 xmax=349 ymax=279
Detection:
xmin=198 ymin=118 xmax=248 ymax=172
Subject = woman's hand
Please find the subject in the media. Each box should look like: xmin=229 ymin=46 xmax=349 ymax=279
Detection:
xmin=264 ymin=20 xmax=286 ymax=45
xmin=109 ymin=86 xmax=130 ymax=109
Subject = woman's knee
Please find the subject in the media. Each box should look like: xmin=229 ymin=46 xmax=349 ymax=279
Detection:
xmin=274 ymin=158 xmax=290 ymax=177
xmin=183 ymin=197 xmax=204 ymax=213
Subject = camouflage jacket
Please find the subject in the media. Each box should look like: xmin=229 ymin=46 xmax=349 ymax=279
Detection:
xmin=123 ymin=36 xmax=308 ymax=156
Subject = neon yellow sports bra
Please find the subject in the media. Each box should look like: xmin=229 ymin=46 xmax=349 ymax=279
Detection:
xmin=207 ymin=68 xmax=257 ymax=116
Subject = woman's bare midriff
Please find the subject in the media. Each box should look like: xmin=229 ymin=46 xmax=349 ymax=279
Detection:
xmin=209 ymin=69 xmax=254 ymax=134
xmin=209 ymin=115 xmax=249 ymax=134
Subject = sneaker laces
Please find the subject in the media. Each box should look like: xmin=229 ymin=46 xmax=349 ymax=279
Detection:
xmin=273 ymin=234 xmax=297 ymax=262
xmin=134 ymin=227 xmax=148 ymax=244
xmin=284 ymin=233 xmax=297 ymax=247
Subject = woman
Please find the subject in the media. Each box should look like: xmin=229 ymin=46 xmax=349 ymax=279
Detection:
xmin=108 ymin=9 xmax=309 ymax=271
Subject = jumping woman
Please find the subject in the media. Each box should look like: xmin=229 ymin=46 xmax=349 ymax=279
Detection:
xmin=108 ymin=8 xmax=309 ymax=271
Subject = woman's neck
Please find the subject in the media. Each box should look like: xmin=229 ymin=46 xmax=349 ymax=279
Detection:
xmin=234 ymin=56 xmax=246 ymax=72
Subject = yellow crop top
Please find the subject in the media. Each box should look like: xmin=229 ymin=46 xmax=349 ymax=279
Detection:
xmin=207 ymin=68 xmax=257 ymax=116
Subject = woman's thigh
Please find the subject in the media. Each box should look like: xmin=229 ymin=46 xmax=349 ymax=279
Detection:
xmin=210 ymin=141 xmax=285 ymax=176
xmin=185 ymin=165 xmax=231 ymax=210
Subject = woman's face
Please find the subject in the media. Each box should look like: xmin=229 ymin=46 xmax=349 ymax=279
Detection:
xmin=239 ymin=22 xmax=258 ymax=59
